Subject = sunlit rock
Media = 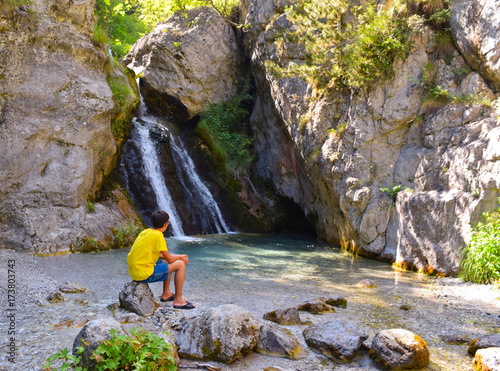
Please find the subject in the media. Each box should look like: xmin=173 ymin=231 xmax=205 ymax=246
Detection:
xmin=118 ymin=281 xmax=156 ymax=316
xmin=255 ymin=321 xmax=308 ymax=359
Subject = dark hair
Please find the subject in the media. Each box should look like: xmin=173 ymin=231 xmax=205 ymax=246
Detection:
xmin=151 ymin=210 xmax=170 ymax=229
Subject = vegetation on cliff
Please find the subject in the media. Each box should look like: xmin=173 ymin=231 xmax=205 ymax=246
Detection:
xmin=265 ymin=0 xmax=451 ymax=95
xmin=94 ymin=0 xmax=238 ymax=57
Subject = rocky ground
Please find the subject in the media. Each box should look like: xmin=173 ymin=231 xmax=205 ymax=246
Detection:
xmin=0 ymin=247 xmax=499 ymax=371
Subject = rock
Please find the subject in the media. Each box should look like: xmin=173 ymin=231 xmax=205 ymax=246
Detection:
xmin=255 ymin=321 xmax=308 ymax=359
xmin=450 ymin=0 xmax=500 ymax=92
xmin=317 ymin=295 xmax=348 ymax=308
xmin=47 ymin=292 xmax=64 ymax=303
xmin=369 ymin=329 xmax=430 ymax=370
xmin=263 ymin=307 xmax=303 ymax=325
xmin=439 ymin=334 xmax=472 ymax=344
xmin=115 ymin=312 xmax=141 ymax=323
xmin=355 ymin=279 xmax=377 ymax=288
xmin=124 ymin=7 xmax=244 ymax=122
xmin=118 ymin=281 xmax=156 ymax=316
xmin=303 ymin=320 xmax=368 ymax=363
xmin=59 ymin=282 xmax=86 ymax=293
xmin=469 ymin=334 xmax=500 ymax=355
xmin=176 ymin=304 xmax=261 ymax=363
xmin=473 ymin=348 xmax=500 ymax=371
xmin=0 ymin=0 xmax=141 ymax=254
xmin=72 ymin=318 xmax=124 ymax=369
xmin=297 ymin=300 xmax=335 ymax=315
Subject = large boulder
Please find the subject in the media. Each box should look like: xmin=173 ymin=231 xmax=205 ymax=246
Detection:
xmin=123 ymin=7 xmax=244 ymax=122
xmin=450 ymin=0 xmax=500 ymax=92
xmin=0 ymin=0 xmax=140 ymax=253
xmin=302 ymin=320 xmax=368 ymax=363
xmin=72 ymin=318 xmax=125 ymax=369
xmin=369 ymin=329 xmax=430 ymax=370
xmin=176 ymin=304 xmax=261 ymax=363
xmin=118 ymin=281 xmax=156 ymax=316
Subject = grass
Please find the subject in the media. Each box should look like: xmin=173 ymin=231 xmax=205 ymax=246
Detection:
xmin=459 ymin=203 xmax=500 ymax=284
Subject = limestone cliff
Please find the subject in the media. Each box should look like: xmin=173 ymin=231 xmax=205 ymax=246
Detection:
xmin=0 ymin=0 xmax=140 ymax=253
xmin=240 ymin=0 xmax=500 ymax=275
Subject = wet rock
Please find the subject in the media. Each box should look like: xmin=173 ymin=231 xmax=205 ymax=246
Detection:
xmin=369 ymin=329 xmax=430 ymax=370
xmin=399 ymin=303 xmax=412 ymax=311
xmin=356 ymin=279 xmax=377 ymax=288
xmin=263 ymin=307 xmax=303 ymax=325
xmin=303 ymin=320 xmax=368 ymax=362
xmin=118 ymin=281 xmax=156 ymax=316
xmin=176 ymin=304 xmax=261 ymax=363
xmin=255 ymin=321 xmax=308 ymax=359
xmin=297 ymin=300 xmax=335 ymax=315
xmin=72 ymin=318 xmax=125 ymax=369
xmin=47 ymin=291 xmax=64 ymax=303
xmin=473 ymin=347 xmax=500 ymax=371
xmin=469 ymin=334 xmax=500 ymax=355
xmin=440 ymin=333 xmax=472 ymax=344
xmin=317 ymin=295 xmax=348 ymax=308
xmin=59 ymin=282 xmax=86 ymax=293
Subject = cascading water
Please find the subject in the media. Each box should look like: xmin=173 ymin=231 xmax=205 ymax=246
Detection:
xmin=134 ymin=117 xmax=185 ymax=236
xmin=169 ymin=134 xmax=230 ymax=234
xmin=120 ymin=78 xmax=231 ymax=236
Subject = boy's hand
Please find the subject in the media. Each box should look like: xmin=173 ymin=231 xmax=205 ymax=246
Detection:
xmin=180 ymin=254 xmax=189 ymax=264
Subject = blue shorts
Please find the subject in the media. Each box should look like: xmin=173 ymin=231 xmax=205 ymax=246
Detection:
xmin=137 ymin=258 xmax=169 ymax=283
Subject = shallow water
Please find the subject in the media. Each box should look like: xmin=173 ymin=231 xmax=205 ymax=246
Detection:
xmin=2 ymin=233 xmax=499 ymax=370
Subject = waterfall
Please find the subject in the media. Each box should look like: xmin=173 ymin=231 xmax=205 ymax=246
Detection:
xmin=133 ymin=117 xmax=185 ymax=236
xmin=169 ymin=134 xmax=231 ymax=234
xmin=121 ymin=78 xmax=231 ymax=236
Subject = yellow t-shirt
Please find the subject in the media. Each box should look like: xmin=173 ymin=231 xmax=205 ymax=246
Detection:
xmin=127 ymin=229 xmax=168 ymax=281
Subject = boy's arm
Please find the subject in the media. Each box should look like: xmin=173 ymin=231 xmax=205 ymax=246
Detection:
xmin=159 ymin=250 xmax=189 ymax=265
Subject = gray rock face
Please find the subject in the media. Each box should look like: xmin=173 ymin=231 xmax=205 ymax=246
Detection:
xmin=369 ymin=329 xmax=430 ymax=370
xmin=302 ymin=320 xmax=368 ymax=363
xmin=450 ymin=0 xmax=500 ymax=92
xmin=176 ymin=304 xmax=261 ymax=363
xmin=473 ymin=348 xmax=500 ymax=371
xmin=255 ymin=321 xmax=308 ymax=359
xmin=0 ymin=0 xmax=140 ymax=253
xmin=124 ymin=7 xmax=244 ymax=122
xmin=72 ymin=318 xmax=124 ymax=369
xmin=469 ymin=334 xmax=500 ymax=355
xmin=241 ymin=0 xmax=500 ymax=275
xmin=118 ymin=281 xmax=156 ymax=316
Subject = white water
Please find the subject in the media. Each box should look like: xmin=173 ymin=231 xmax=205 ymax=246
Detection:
xmin=169 ymin=134 xmax=231 ymax=234
xmin=134 ymin=118 xmax=185 ymax=236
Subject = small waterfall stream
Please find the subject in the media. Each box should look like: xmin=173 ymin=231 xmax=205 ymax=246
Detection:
xmin=121 ymin=79 xmax=231 ymax=236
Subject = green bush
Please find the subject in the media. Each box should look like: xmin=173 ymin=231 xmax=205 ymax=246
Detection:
xmin=43 ymin=328 xmax=177 ymax=371
xmin=380 ymin=184 xmax=402 ymax=201
xmin=459 ymin=205 xmax=500 ymax=284
xmin=197 ymin=83 xmax=254 ymax=177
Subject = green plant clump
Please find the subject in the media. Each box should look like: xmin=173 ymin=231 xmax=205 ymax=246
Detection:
xmin=380 ymin=184 xmax=402 ymax=201
xmin=197 ymin=83 xmax=254 ymax=178
xmin=43 ymin=328 xmax=177 ymax=371
xmin=460 ymin=204 xmax=500 ymax=284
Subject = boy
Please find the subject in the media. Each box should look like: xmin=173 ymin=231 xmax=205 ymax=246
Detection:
xmin=127 ymin=210 xmax=195 ymax=309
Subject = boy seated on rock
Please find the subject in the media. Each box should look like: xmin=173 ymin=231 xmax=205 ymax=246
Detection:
xmin=127 ymin=210 xmax=195 ymax=309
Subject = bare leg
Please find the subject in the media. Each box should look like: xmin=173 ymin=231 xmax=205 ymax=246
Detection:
xmin=160 ymin=273 xmax=173 ymax=300
xmin=167 ymin=260 xmax=188 ymax=306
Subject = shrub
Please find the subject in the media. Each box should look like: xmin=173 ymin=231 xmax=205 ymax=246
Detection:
xmin=380 ymin=184 xmax=402 ymax=201
xmin=459 ymin=205 xmax=500 ymax=284
xmin=43 ymin=328 xmax=177 ymax=371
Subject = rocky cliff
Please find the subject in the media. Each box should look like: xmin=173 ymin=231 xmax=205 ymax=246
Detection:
xmin=239 ymin=0 xmax=500 ymax=275
xmin=0 ymin=0 xmax=140 ymax=253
